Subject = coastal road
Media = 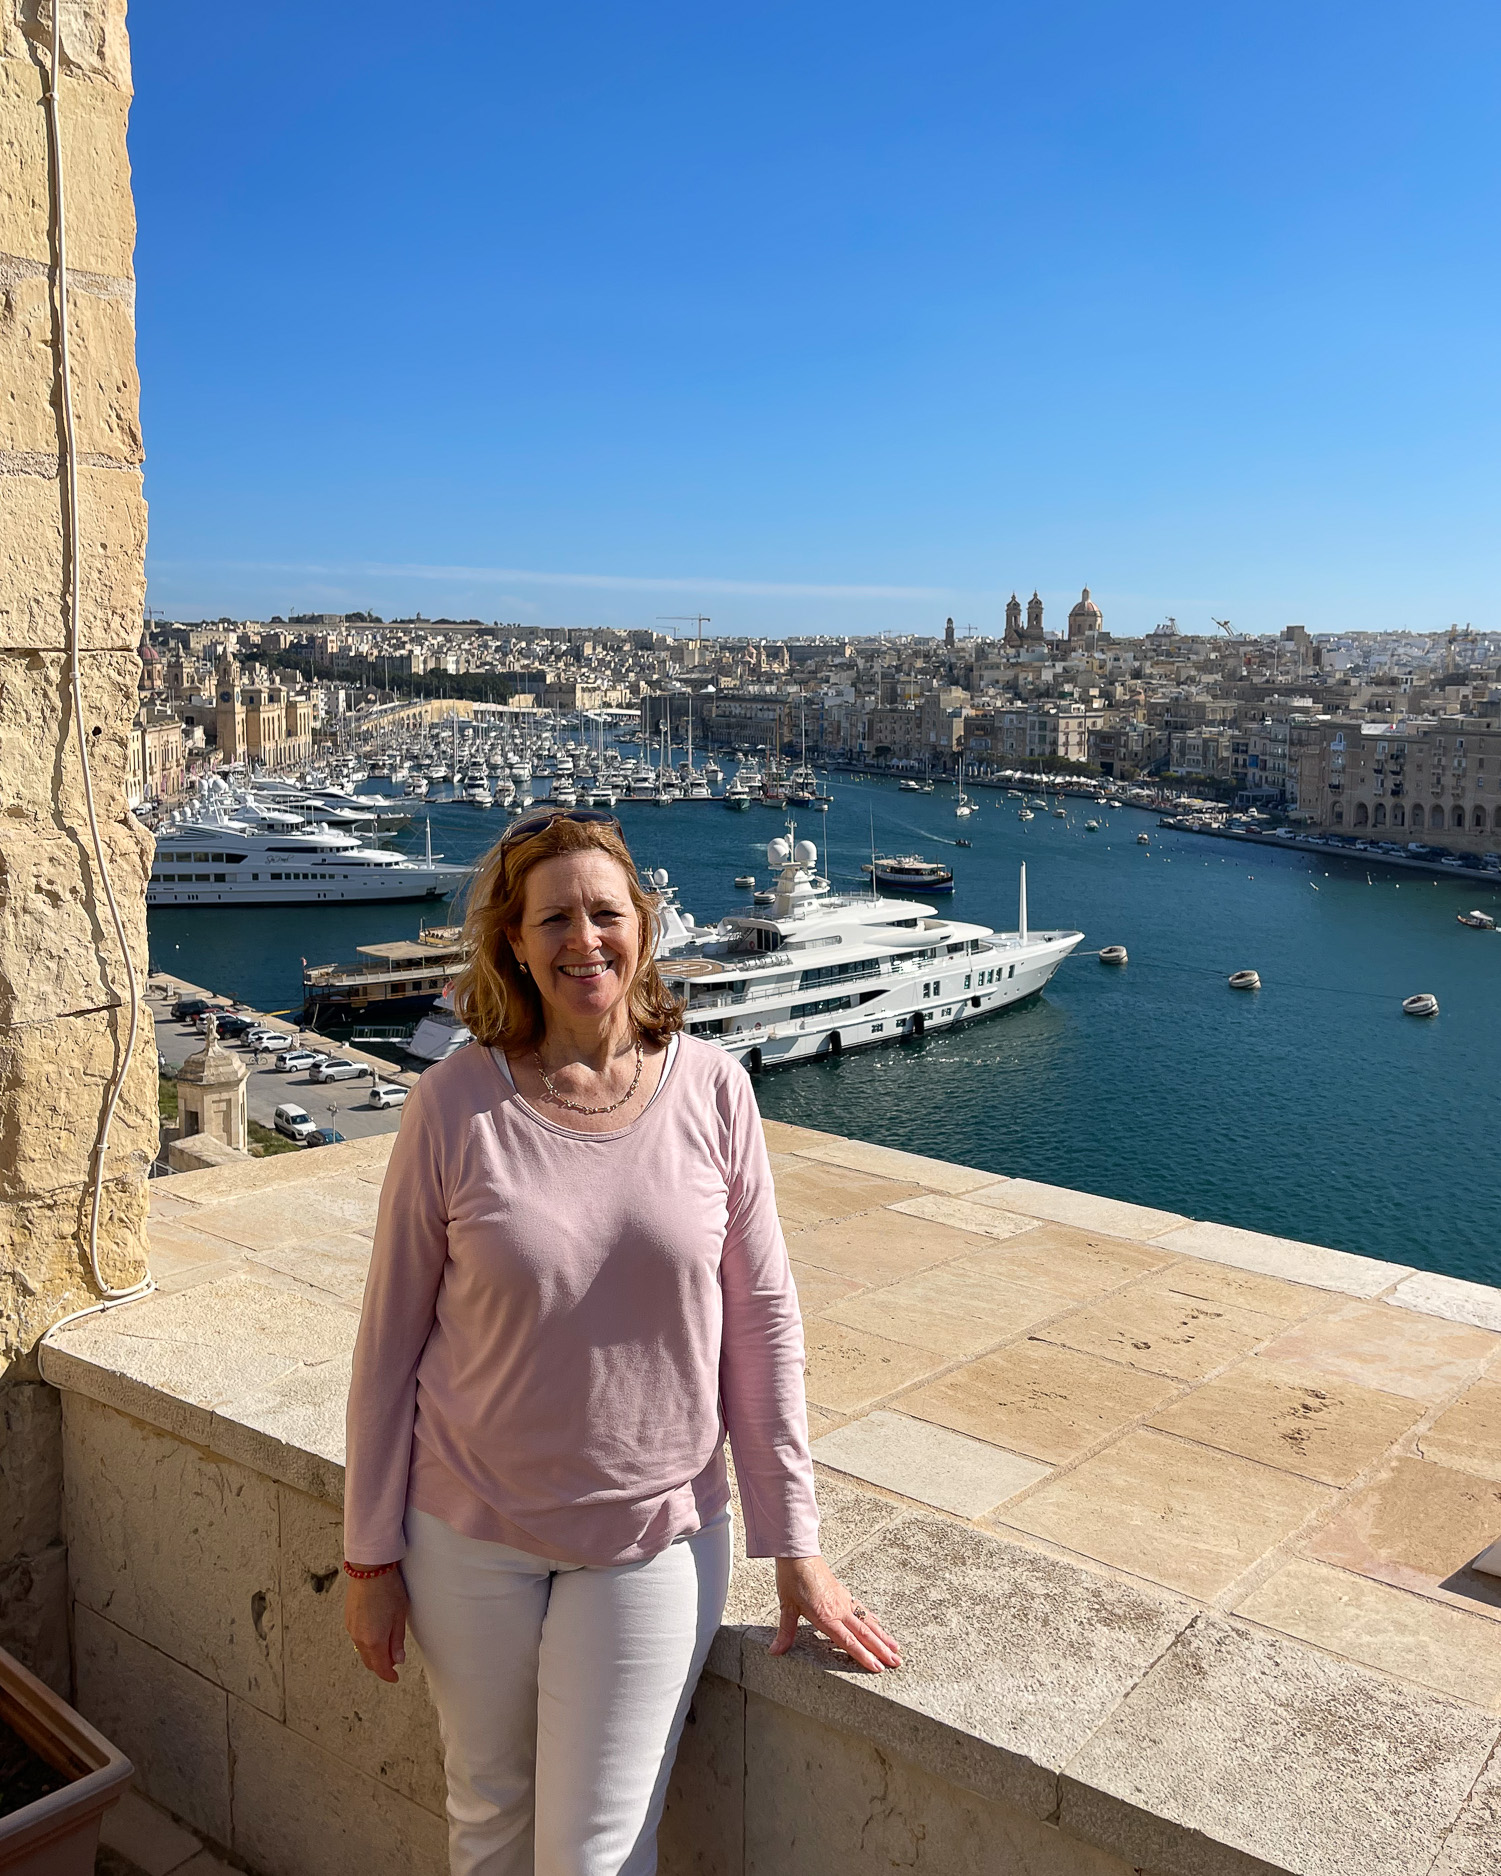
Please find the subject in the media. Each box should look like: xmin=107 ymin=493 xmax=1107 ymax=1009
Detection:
xmin=148 ymin=979 xmax=418 ymax=1147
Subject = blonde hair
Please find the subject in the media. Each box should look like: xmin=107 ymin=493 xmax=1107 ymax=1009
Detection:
xmin=452 ymin=817 xmax=684 ymax=1052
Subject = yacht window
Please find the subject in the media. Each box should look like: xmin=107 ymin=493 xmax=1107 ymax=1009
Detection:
xmin=1008 ymin=964 xmax=1015 ymax=978
xmin=193 ymin=852 xmax=210 ymax=863
xmin=963 ymin=974 xmax=971 ymax=990
xmin=214 ymin=874 xmax=226 ymax=883
xmin=270 ymin=872 xmax=282 ymax=880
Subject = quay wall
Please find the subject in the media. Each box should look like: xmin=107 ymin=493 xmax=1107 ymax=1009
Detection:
xmin=0 ymin=0 xmax=155 ymax=1693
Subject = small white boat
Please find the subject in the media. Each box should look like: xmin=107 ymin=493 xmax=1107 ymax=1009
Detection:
xmin=1228 ymin=969 xmax=1261 ymax=991
xmin=735 ymin=875 xmax=756 ymax=889
xmin=1403 ymin=992 xmax=1439 ymax=1017
xmin=1137 ymin=832 xmax=1150 ymax=845
xmin=1099 ymin=945 xmax=1129 ymax=966
xmin=1084 ymin=819 xmax=1100 ymax=832
xmin=955 ymin=791 xmax=976 ymax=819
xmin=1018 ymin=808 xmax=1035 ymax=822
xmin=1053 ymin=807 xmax=1067 ymax=819
xmin=1457 ymin=910 xmax=1496 ymax=930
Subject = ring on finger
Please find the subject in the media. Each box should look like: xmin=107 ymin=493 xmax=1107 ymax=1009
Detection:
xmin=852 ymin=1604 xmax=868 ymax=1620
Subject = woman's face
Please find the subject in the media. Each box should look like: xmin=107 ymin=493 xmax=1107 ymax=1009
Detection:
xmin=509 ymin=850 xmax=642 ymax=1036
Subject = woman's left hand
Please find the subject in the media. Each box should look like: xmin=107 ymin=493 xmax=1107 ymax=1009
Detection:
xmin=770 ymin=1555 xmax=902 ymax=1673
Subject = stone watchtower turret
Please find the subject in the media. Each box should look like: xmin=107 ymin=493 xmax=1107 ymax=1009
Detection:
xmin=1004 ymin=594 xmax=1023 ymax=647
xmin=1026 ymin=591 xmax=1046 ymax=642
xmin=168 ymin=1015 xmax=251 ymax=1169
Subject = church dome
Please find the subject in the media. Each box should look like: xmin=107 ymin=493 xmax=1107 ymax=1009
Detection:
xmin=1068 ymin=587 xmax=1102 ymax=636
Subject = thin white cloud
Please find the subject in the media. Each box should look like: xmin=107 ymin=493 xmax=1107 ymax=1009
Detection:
xmin=147 ymin=557 xmax=956 ymax=602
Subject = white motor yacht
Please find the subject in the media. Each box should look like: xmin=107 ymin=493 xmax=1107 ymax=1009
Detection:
xmin=148 ymin=811 xmax=470 ymax=907
xmin=657 ymin=827 xmax=1082 ymax=1070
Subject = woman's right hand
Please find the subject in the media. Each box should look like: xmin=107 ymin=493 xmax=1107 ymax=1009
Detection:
xmin=344 ymin=1569 xmax=410 ymax=1683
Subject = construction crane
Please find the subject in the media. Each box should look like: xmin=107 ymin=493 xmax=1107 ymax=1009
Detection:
xmin=657 ymin=615 xmax=712 ymax=645
xmin=1211 ymin=617 xmax=1237 ymax=639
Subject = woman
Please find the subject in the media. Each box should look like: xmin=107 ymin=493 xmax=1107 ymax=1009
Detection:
xmin=344 ymin=808 xmax=900 ymax=1876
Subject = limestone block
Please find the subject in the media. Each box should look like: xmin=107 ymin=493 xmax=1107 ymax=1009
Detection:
xmin=279 ymin=1485 xmax=447 ymax=1815
xmin=741 ymin=1513 xmax=1194 ymax=1824
xmin=0 ymin=1175 xmax=148 ymax=1366
xmin=659 ymin=1672 xmax=745 ymax=1876
xmin=228 ymin=1697 xmax=448 ymax=1876
xmin=62 ymin=1393 xmax=285 ymax=1717
xmin=744 ymin=1695 xmax=1140 ymax=1876
xmin=0 ymin=269 xmax=142 ymax=458
xmin=0 ymin=1002 xmax=157 ymax=1198
xmin=0 ymin=1536 xmax=69 ymax=1693
xmin=1431 ymin=1743 xmax=1501 ymax=1876
xmin=74 ymin=1602 xmax=231 ymax=1843
xmin=6 ymin=0 xmax=134 ymax=89
xmin=0 ymin=653 xmax=144 ymax=834
xmin=1060 ymin=1614 xmax=1501 ymax=1876
xmin=0 ymin=57 xmax=136 ymax=275
xmin=0 ymin=1373 xmax=61 ymax=1556
xmin=0 ymin=817 xmax=151 ymax=1026
xmin=0 ymin=471 xmax=148 ymax=653
xmin=166 ymin=1135 xmax=249 ymax=1172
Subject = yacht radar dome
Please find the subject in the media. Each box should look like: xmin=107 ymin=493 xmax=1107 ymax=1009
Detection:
xmin=793 ymin=840 xmax=817 ymax=866
xmin=767 ymin=838 xmax=791 ymax=865
xmin=652 ymin=868 xmax=670 ymax=888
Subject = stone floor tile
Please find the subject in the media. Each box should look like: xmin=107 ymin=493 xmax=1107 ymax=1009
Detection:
xmin=1147 ymin=1254 xmax=1330 ymax=1323
xmin=742 ymin=1516 xmax=1195 ymax=1822
xmin=1421 ymin=1381 xmax=1501 ymax=1484
xmin=1234 ymin=1556 xmax=1501 ymax=1711
xmin=243 ymin=1235 xmax=374 ymax=1304
xmin=1390 ymin=1269 xmax=1501 ymax=1335
xmin=175 ymin=1854 xmax=237 ymax=1876
xmin=1430 ymin=1743 xmax=1501 ymax=1876
xmin=760 ymin=1117 xmax=837 ymax=1154
xmin=965 ymin=1177 xmax=1186 ymax=1239
xmin=1148 ymin=1357 xmax=1426 ymax=1486
xmin=788 ymin=1260 xmax=863 ymax=1317
xmin=792 ymin=1134 xmax=997 ymax=1194
xmin=811 ymin=1410 xmax=1051 ymax=1517
xmin=803 ymin=1318 xmax=948 ymax=1415
xmin=822 ymin=1263 xmax=1064 ymax=1357
xmin=784 ymin=1207 xmax=990 ymax=1286
xmin=180 ymin=1182 xmax=382 ymax=1254
xmin=1257 ymin=1299 xmax=1498 ymax=1403
xmin=145 ymin=1217 xmax=238 ymax=1268
xmin=1060 ymin=1614 xmax=1501 ymax=1876
xmin=998 ymin=1428 xmax=1333 ymax=1600
xmin=1305 ymin=1455 xmax=1501 ymax=1620
xmin=899 ymin=1338 xmax=1180 ymax=1465
xmin=953 ymin=1224 xmax=1176 ymax=1301
xmin=1036 ymin=1286 xmax=1284 ymax=1382
xmin=1151 ymin=1218 xmax=1410 ymax=1298
xmin=99 ymin=1789 xmax=203 ymax=1875
xmin=886 ymin=1191 xmax=1041 ymax=1240
xmin=146 ymin=1191 xmax=203 ymax=1223
xmin=804 ymin=1403 xmax=842 ymax=1440
xmin=770 ymin=1160 xmax=925 ymax=1233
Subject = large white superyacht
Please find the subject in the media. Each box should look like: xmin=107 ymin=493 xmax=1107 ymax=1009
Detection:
xmin=147 ymin=810 xmax=471 ymax=907
xmin=656 ymin=829 xmax=1082 ymax=1070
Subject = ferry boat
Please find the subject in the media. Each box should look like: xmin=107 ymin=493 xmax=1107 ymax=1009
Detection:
xmin=301 ymin=925 xmax=468 ymax=1027
xmin=658 ymin=828 xmax=1082 ymax=1071
xmin=859 ymin=854 xmax=955 ymax=895
xmin=147 ymin=812 xmax=470 ymax=907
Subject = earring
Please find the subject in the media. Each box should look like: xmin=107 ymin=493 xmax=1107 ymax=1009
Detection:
xmin=517 ymin=961 xmax=529 ymax=975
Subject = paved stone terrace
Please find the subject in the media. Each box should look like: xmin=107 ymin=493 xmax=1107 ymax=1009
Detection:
xmin=44 ymin=1123 xmax=1501 ymax=1876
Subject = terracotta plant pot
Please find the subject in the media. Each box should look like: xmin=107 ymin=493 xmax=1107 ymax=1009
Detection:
xmin=0 ymin=1645 xmax=132 ymax=1875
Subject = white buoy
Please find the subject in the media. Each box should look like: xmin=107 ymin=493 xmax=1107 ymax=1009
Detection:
xmin=1402 ymin=992 xmax=1439 ymax=1017
xmin=1228 ymin=970 xmax=1261 ymax=991
xmin=1099 ymin=945 xmax=1128 ymax=966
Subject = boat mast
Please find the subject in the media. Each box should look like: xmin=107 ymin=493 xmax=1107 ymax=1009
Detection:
xmin=1018 ymin=862 xmax=1028 ymax=942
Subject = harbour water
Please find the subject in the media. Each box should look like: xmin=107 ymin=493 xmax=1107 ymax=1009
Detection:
xmin=147 ymin=778 xmax=1501 ymax=1286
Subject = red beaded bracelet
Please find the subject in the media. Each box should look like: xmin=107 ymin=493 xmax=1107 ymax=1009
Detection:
xmin=342 ymin=1559 xmax=399 ymax=1580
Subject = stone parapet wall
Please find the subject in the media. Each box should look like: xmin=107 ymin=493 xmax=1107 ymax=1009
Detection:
xmin=0 ymin=0 xmax=153 ymax=1692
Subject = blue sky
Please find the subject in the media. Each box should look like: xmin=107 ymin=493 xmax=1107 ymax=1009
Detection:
xmin=131 ymin=2 xmax=1501 ymax=637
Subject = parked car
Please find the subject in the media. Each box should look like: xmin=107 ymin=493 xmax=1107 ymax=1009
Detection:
xmin=275 ymin=1048 xmax=330 ymax=1073
xmin=303 ymin=1128 xmax=347 ymax=1148
xmin=245 ymin=1030 xmax=293 ymax=1053
xmin=215 ymin=1013 xmax=256 ymax=1038
xmin=367 ymin=1083 xmax=408 ymax=1110
xmin=308 ymin=1057 xmax=372 ymax=1083
xmin=170 ymin=995 xmax=214 ymax=1021
xmin=273 ymin=1103 xmax=318 ymax=1142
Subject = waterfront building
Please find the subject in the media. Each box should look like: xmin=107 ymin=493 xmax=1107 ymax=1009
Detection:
xmin=1297 ymin=714 xmax=1501 ymax=850
xmin=127 ymin=704 xmax=187 ymax=807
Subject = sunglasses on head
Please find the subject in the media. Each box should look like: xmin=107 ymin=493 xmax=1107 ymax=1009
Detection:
xmin=499 ymin=807 xmax=621 ymax=846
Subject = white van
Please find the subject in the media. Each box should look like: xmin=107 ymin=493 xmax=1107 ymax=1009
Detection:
xmin=367 ymin=1083 xmax=408 ymax=1110
xmin=273 ymin=1103 xmax=318 ymax=1142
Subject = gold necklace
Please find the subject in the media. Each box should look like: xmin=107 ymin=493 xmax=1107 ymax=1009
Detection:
xmin=534 ymin=1042 xmax=644 ymax=1115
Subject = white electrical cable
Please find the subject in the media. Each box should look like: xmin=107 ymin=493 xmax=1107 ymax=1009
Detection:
xmin=40 ymin=4 xmax=154 ymax=1326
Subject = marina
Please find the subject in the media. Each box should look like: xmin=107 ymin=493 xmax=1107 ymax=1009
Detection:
xmin=147 ymin=770 xmax=1501 ymax=1287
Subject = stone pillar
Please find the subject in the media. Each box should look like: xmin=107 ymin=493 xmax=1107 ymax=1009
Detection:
xmin=0 ymin=0 xmax=154 ymax=1693
xmin=170 ymin=1014 xmax=249 ymax=1161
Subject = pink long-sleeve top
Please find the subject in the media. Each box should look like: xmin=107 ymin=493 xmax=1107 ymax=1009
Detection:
xmin=344 ymin=1034 xmax=820 ymax=1568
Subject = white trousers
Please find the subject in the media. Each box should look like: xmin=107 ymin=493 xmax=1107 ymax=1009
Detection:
xmin=402 ymin=1506 xmax=732 ymax=1876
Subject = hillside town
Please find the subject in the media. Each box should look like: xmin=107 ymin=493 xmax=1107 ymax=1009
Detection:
xmin=134 ymin=591 xmax=1501 ymax=853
